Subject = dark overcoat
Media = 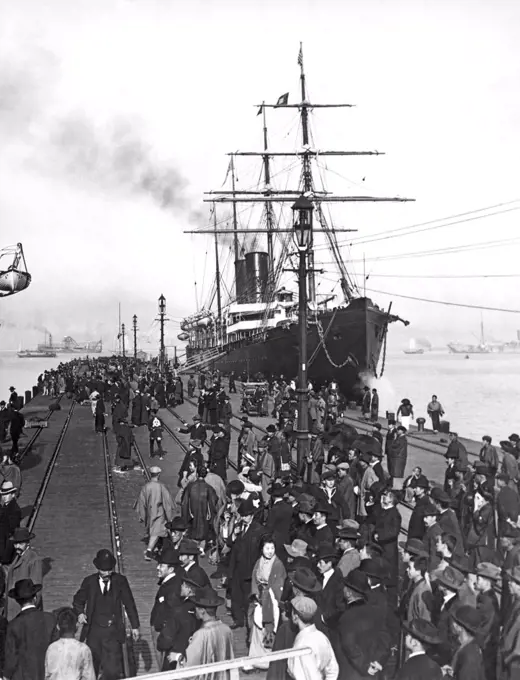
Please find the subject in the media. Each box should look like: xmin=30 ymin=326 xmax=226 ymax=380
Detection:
xmin=72 ymin=572 xmax=140 ymax=643
xmin=4 ymin=607 xmax=56 ymax=680
xmin=452 ymin=639 xmax=486 ymax=680
xmin=335 ymin=600 xmax=391 ymax=680
xmin=266 ymin=500 xmax=294 ymax=556
xmin=182 ymin=479 xmax=217 ymax=541
xmin=394 ymin=653 xmax=443 ymax=680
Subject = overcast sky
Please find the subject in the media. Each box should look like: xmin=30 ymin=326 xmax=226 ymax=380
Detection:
xmin=1 ymin=0 xmax=519 ymax=350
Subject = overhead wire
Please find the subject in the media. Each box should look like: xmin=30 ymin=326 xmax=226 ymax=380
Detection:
xmin=364 ymin=287 xmax=520 ymax=314
xmin=313 ymin=201 xmax=520 ymax=252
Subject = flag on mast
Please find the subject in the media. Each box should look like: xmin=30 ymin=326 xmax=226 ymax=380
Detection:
xmin=257 ymin=105 xmax=263 ymax=116
xmin=298 ymin=44 xmax=303 ymax=67
xmin=275 ymin=93 xmax=289 ymax=107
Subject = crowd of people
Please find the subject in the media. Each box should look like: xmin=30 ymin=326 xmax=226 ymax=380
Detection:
xmin=0 ymin=360 xmax=520 ymax=680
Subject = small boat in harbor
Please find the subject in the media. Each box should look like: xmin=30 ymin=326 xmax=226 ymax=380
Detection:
xmin=18 ymin=349 xmax=57 ymax=358
xmin=403 ymin=338 xmax=424 ymax=355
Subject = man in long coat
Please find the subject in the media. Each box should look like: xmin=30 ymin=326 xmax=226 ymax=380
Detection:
xmin=182 ymin=467 xmax=218 ymax=552
xmin=4 ymin=579 xmax=56 ymax=680
xmin=6 ymin=527 xmax=43 ymax=621
xmin=229 ymin=498 xmax=265 ymax=632
xmin=208 ymin=428 xmax=228 ymax=481
xmin=131 ymin=390 xmax=149 ymax=427
xmin=73 ymin=550 xmax=140 ymax=680
xmin=138 ymin=467 xmax=175 ymax=560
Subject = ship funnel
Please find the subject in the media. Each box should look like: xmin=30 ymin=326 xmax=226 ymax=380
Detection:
xmin=245 ymin=251 xmax=269 ymax=303
xmin=235 ymin=259 xmax=249 ymax=303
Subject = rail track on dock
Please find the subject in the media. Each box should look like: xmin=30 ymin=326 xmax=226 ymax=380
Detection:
xmin=22 ymin=400 xmax=150 ymax=677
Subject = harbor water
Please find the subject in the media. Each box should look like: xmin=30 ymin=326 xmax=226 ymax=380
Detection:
xmin=1 ymin=349 xmax=519 ymax=443
xmin=371 ymin=350 xmax=520 ymax=443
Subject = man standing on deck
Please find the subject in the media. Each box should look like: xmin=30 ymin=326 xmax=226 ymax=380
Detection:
xmin=427 ymin=395 xmax=444 ymax=433
xmin=137 ymin=467 xmax=175 ymax=561
xmin=73 ymin=549 xmax=140 ymax=680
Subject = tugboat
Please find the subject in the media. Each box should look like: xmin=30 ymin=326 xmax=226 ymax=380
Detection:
xmin=18 ymin=349 xmax=57 ymax=358
xmin=180 ymin=46 xmax=412 ymax=397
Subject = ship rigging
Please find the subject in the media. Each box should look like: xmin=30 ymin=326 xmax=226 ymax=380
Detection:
xmin=180 ymin=46 xmax=412 ymax=396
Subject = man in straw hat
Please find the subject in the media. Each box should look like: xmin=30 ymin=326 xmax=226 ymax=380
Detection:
xmin=181 ymin=586 xmax=235 ymax=673
xmin=4 ymin=578 xmax=56 ymax=680
xmin=501 ymin=564 xmax=520 ymax=680
xmin=0 ymin=479 xmax=21 ymax=562
xmin=448 ymin=605 xmax=486 ymax=680
xmin=72 ymin=549 xmax=140 ymax=680
xmin=395 ymin=619 xmax=443 ymax=679
xmin=6 ymin=526 xmax=43 ymax=621
xmin=137 ymin=465 xmax=175 ymax=561
xmin=287 ymin=595 xmax=339 ymax=680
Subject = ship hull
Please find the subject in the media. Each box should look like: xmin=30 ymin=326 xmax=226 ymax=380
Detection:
xmin=186 ymin=299 xmax=388 ymax=398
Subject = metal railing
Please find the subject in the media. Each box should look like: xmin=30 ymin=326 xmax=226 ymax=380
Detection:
xmin=125 ymin=647 xmax=311 ymax=679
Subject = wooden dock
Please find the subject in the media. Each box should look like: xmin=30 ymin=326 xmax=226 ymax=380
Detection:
xmin=12 ymin=384 xmax=487 ymax=677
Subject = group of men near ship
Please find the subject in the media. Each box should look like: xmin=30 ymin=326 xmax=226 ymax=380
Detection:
xmin=1 ymin=360 xmax=520 ymax=680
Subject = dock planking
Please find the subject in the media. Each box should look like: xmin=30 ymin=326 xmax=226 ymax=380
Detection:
xmin=13 ymin=383 xmax=490 ymax=678
xmin=29 ymin=402 xmax=113 ymax=614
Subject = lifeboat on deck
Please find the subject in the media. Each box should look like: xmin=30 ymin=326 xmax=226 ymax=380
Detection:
xmin=0 ymin=243 xmax=31 ymax=298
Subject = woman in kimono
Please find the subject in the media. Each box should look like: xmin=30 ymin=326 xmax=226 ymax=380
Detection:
xmin=244 ymin=534 xmax=287 ymax=671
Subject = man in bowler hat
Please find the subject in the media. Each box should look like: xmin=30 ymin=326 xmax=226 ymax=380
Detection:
xmin=4 ymin=578 xmax=56 ymax=680
xmin=150 ymin=546 xmax=182 ymax=670
xmin=73 ymin=549 xmax=140 ymax=680
xmin=395 ymin=619 xmax=443 ymax=679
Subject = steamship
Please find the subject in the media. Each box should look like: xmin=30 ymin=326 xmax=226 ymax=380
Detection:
xmin=179 ymin=47 xmax=412 ymax=397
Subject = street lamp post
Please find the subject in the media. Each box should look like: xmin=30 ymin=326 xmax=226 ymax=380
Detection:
xmin=158 ymin=294 xmax=166 ymax=375
xmin=291 ymin=195 xmax=314 ymax=474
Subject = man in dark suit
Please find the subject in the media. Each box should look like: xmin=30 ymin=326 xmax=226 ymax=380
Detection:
xmin=72 ymin=549 xmax=140 ymax=680
xmin=150 ymin=546 xmax=183 ymax=670
xmin=177 ymin=539 xmax=210 ymax=588
xmin=450 ymin=606 xmax=486 ymax=680
xmin=4 ymin=579 xmax=56 ymax=680
xmin=266 ymin=485 xmax=294 ymax=558
xmin=157 ymin=568 xmax=205 ymax=670
xmin=396 ymin=618 xmax=443 ymax=680
xmin=228 ymin=497 xmax=265 ymax=632
xmin=315 ymin=544 xmax=345 ymax=631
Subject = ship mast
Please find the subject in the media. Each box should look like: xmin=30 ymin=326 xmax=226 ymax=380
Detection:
xmin=298 ymin=44 xmax=316 ymax=304
xmin=213 ymin=204 xmax=223 ymax=345
xmin=231 ymin=156 xmax=240 ymax=297
xmin=262 ymin=103 xmax=275 ymax=279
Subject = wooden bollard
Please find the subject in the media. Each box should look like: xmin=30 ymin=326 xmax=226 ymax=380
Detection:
xmin=25 ymin=390 xmax=32 ymax=405
xmin=32 ymin=385 xmax=39 ymax=398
